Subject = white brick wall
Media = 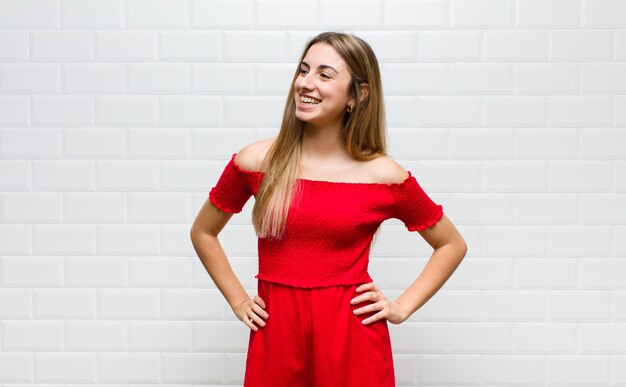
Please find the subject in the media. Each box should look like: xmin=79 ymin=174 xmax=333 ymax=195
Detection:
xmin=0 ymin=0 xmax=624 ymax=385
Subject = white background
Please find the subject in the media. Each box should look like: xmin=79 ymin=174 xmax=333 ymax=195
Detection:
xmin=1 ymin=0 xmax=626 ymax=385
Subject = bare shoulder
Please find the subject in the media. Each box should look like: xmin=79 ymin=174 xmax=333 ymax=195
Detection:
xmin=367 ymin=155 xmax=410 ymax=184
xmin=233 ymin=136 xmax=277 ymax=172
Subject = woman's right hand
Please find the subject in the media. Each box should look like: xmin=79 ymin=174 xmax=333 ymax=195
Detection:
xmin=234 ymin=295 xmax=269 ymax=331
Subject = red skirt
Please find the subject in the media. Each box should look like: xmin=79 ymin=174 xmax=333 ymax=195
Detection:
xmin=243 ymin=279 xmax=396 ymax=387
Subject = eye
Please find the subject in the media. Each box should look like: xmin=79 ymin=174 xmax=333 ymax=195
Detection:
xmin=320 ymin=73 xmax=331 ymax=79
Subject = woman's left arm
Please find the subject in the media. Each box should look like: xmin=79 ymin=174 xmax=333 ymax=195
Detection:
xmin=393 ymin=213 xmax=467 ymax=321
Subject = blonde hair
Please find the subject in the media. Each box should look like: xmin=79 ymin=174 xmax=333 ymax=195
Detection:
xmin=252 ymin=31 xmax=388 ymax=240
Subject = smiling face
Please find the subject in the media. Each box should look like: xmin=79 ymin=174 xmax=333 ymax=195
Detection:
xmin=293 ymin=42 xmax=355 ymax=127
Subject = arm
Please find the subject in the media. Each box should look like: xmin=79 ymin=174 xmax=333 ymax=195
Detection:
xmin=190 ymin=197 xmax=250 ymax=314
xmin=394 ymin=213 xmax=467 ymax=320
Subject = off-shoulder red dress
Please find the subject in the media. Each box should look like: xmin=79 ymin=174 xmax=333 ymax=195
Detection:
xmin=209 ymin=152 xmax=444 ymax=387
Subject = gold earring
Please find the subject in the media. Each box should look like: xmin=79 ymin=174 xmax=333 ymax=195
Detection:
xmin=347 ymin=105 xmax=353 ymax=113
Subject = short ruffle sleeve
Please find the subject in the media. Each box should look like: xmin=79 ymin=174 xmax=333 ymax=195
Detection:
xmin=208 ymin=153 xmax=253 ymax=213
xmin=389 ymin=171 xmax=443 ymax=231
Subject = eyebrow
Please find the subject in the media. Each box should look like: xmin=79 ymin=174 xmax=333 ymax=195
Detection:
xmin=301 ymin=60 xmax=339 ymax=74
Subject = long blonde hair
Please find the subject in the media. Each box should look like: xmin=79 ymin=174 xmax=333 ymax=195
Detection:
xmin=252 ymin=32 xmax=388 ymax=240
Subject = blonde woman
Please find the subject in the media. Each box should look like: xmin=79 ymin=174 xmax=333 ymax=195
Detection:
xmin=191 ymin=31 xmax=467 ymax=386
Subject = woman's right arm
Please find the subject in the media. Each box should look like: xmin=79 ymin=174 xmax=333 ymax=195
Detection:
xmin=189 ymin=198 xmax=267 ymax=331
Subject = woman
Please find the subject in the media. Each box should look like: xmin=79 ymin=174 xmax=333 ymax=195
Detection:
xmin=191 ymin=31 xmax=467 ymax=387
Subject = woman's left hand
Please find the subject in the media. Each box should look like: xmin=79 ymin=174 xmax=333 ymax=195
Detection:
xmin=350 ymin=282 xmax=408 ymax=325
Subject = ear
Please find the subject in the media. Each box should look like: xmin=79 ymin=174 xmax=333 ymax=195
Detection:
xmin=359 ymin=83 xmax=369 ymax=103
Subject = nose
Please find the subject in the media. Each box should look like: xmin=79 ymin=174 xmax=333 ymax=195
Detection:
xmin=299 ymin=70 xmax=314 ymax=92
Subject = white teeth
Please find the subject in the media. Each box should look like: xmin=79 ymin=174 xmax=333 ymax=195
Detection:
xmin=301 ymin=96 xmax=321 ymax=104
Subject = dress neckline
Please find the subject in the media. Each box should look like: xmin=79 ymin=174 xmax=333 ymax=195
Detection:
xmin=228 ymin=152 xmax=413 ymax=188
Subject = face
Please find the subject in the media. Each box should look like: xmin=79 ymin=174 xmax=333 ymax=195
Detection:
xmin=293 ymin=42 xmax=355 ymax=126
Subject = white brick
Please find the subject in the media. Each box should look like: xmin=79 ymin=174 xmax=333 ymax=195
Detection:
xmin=548 ymin=291 xmax=610 ymax=322
xmin=444 ymin=258 xmax=513 ymax=289
xmin=514 ymin=258 xmax=577 ymax=289
xmin=449 ymin=128 xmax=513 ymax=159
xmin=0 ymin=0 xmax=58 ymax=27
xmin=0 ymin=160 xmax=31 ymax=191
xmin=0 ymin=31 xmax=29 ymax=60
xmin=128 ymin=193 xmax=190 ymax=223
xmin=484 ymin=96 xmax=546 ymax=127
xmin=482 ymin=291 xmax=545 ymax=321
xmin=189 ymin=0 xmax=253 ymax=28
xmin=35 ymin=353 xmax=96 ymax=382
xmin=126 ymin=0 xmax=186 ymax=28
xmin=193 ymin=321 xmax=248 ymax=352
xmin=0 ymin=289 xmax=32 ymax=318
xmin=1 ymin=193 xmax=62 ymax=222
xmin=0 ymin=63 xmax=58 ymax=93
xmin=418 ymin=31 xmax=482 ymax=61
xmin=517 ymin=0 xmax=580 ymax=27
xmin=514 ymin=194 xmax=578 ymax=224
xmin=63 ymin=128 xmax=124 ymax=158
xmin=98 ymin=289 xmax=159 ymax=319
xmin=448 ymin=322 xmax=512 ymax=353
xmin=353 ymin=31 xmax=418 ymax=61
xmin=65 ymin=257 xmax=126 ymax=288
xmin=161 ymin=289 xmax=222 ymax=319
xmin=581 ymin=128 xmax=626 ymax=159
xmin=97 ymin=225 xmax=160 ymax=255
xmin=62 ymin=0 xmax=123 ymax=27
xmin=129 ymin=321 xmax=190 ymax=351
xmin=450 ymin=0 xmax=514 ymax=27
xmin=448 ymin=194 xmax=512 ymax=224
xmin=32 ymin=96 xmax=93 ymax=126
xmin=33 ymin=225 xmax=94 ymax=255
xmin=96 ymin=160 xmax=159 ymax=191
xmin=390 ymin=323 xmax=447 ymax=352
xmin=0 ymin=353 xmax=31 ymax=380
xmin=161 ymin=353 xmax=222 ymax=383
xmin=582 ymin=0 xmax=626 ymax=27
xmin=413 ymin=161 xmax=481 ymax=192
xmin=550 ymin=30 xmax=613 ymax=61
xmin=482 ymin=355 xmax=545 ymax=385
xmin=320 ymin=0 xmax=381 ymax=28
xmin=579 ymin=323 xmax=626 ymax=354
xmin=65 ymin=193 xmax=126 ymax=223
xmin=547 ymin=356 xmax=610 ymax=386
xmin=224 ymin=96 xmax=285 ymax=127
xmin=126 ymin=128 xmax=189 ymax=158
xmin=63 ymin=63 xmax=123 ymax=92
xmin=549 ymin=227 xmax=611 ymax=258
xmin=2 ymin=321 xmax=63 ymax=350
xmin=448 ymin=63 xmax=512 ymax=93
xmin=483 ymin=161 xmax=547 ymax=192
xmin=580 ymin=259 xmax=626 ymax=289
xmin=385 ymin=0 xmax=447 ymax=28
xmin=484 ymin=30 xmax=548 ymax=61
xmin=515 ymin=63 xmax=578 ymax=94
xmin=418 ymin=355 xmax=481 ymax=385
xmin=96 ymin=96 xmax=159 ymax=126
xmin=256 ymin=0 xmax=316 ymax=27
xmin=513 ymin=323 xmax=577 ymax=353
xmin=1 ymin=256 xmax=62 ymax=287
xmin=382 ymin=63 xmax=445 ymax=94
xmin=32 ymin=160 xmax=93 ymax=191
xmin=192 ymin=63 xmax=254 ymax=94
xmin=0 ymin=225 xmax=31 ymax=254
xmin=98 ymin=353 xmax=160 ymax=382
xmin=548 ymin=161 xmax=612 ymax=192
xmin=254 ymin=63 xmax=294 ymax=94
xmin=484 ymin=227 xmax=547 ymax=257
xmin=31 ymin=31 xmax=92 ymax=61
xmin=581 ymin=63 xmax=626 ymax=93
xmin=0 ymin=96 xmax=28 ymax=126
xmin=66 ymin=321 xmax=126 ymax=351
xmin=161 ymin=96 xmax=222 ymax=126
xmin=224 ymin=31 xmax=286 ymax=61
xmin=417 ymin=96 xmax=481 ymax=127
xmin=581 ymin=194 xmax=626 ymax=224
xmin=613 ymin=356 xmax=626 ymax=384
xmin=126 ymin=63 xmax=187 ymax=93
xmin=416 ymin=290 xmax=480 ymax=321
xmin=34 ymin=289 xmax=95 ymax=319
xmin=617 ymin=30 xmax=626 ymax=60
xmin=95 ymin=31 xmax=157 ymax=61
xmin=616 ymin=227 xmax=626 ymax=258
xmin=129 ymin=257 xmax=190 ymax=287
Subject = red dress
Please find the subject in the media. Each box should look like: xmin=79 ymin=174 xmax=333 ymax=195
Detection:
xmin=209 ymin=152 xmax=444 ymax=387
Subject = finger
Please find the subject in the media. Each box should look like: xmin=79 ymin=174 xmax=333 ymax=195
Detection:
xmin=250 ymin=312 xmax=266 ymax=327
xmin=254 ymin=295 xmax=266 ymax=309
xmin=245 ymin=313 xmax=258 ymax=331
xmin=362 ymin=310 xmax=386 ymax=325
xmin=354 ymin=300 xmax=382 ymax=316
xmin=251 ymin=303 xmax=269 ymax=320
xmin=356 ymin=282 xmax=374 ymax=292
